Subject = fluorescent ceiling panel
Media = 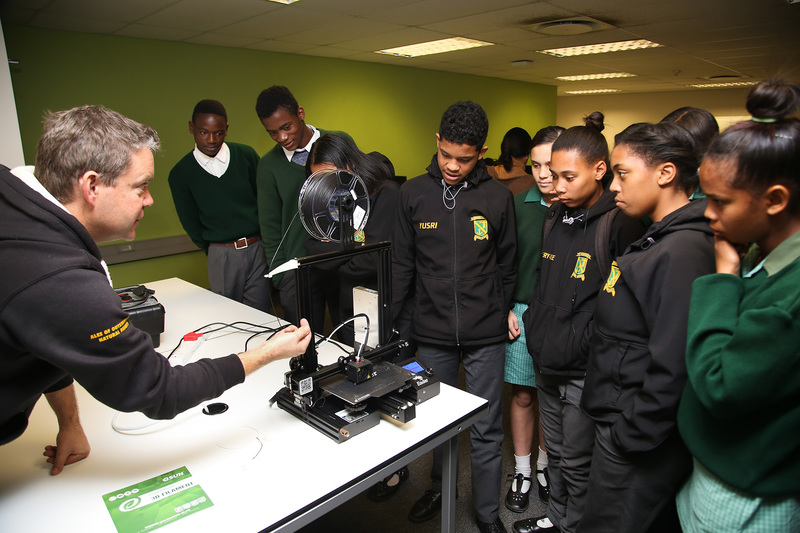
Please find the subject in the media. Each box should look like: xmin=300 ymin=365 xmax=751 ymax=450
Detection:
xmin=556 ymin=72 xmax=636 ymax=81
xmin=690 ymin=81 xmax=758 ymax=88
xmin=538 ymin=39 xmax=661 ymax=58
xmin=376 ymin=37 xmax=494 ymax=58
xmin=563 ymin=89 xmax=621 ymax=94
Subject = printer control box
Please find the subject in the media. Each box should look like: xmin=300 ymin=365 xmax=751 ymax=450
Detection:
xmin=115 ymin=285 xmax=165 ymax=348
xmin=399 ymin=359 xmax=440 ymax=404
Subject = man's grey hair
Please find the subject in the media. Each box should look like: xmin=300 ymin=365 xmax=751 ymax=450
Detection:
xmin=35 ymin=105 xmax=160 ymax=202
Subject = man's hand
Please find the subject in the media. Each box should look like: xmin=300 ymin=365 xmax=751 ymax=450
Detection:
xmin=43 ymin=423 xmax=90 ymax=475
xmin=44 ymin=384 xmax=90 ymax=475
xmin=239 ymin=318 xmax=312 ymax=376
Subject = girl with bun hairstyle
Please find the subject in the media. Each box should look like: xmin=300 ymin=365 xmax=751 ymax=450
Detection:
xmin=514 ymin=113 xmax=644 ymax=533
xmin=676 ymin=79 xmax=800 ymax=532
xmin=578 ymin=122 xmax=715 ymax=533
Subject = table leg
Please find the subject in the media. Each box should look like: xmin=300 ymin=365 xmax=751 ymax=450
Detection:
xmin=441 ymin=434 xmax=458 ymax=532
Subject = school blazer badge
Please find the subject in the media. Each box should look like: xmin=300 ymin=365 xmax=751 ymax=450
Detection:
xmin=571 ymin=252 xmax=592 ymax=281
xmin=603 ymin=260 xmax=620 ymax=296
xmin=471 ymin=216 xmax=488 ymax=241
xmin=354 ymin=229 xmax=365 ymax=243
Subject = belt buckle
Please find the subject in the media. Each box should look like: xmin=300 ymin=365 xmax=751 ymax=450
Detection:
xmin=234 ymin=237 xmax=249 ymax=250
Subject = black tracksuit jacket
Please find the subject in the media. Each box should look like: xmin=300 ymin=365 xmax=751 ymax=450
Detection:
xmin=581 ymin=199 xmax=715 ymax=453
xmin=523 ymin=191 xmax=645 ymax=376
xmin=392 ymin=155 xmax=517 ymax=346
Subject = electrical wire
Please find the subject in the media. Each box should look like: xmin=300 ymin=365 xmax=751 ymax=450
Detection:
xmin=166 ymin=320 xmax=284 ymax=360
xmin=111 ymin=411 xmax=162 ymax=434
xmin=116 ymin=319 xmax=289 ymax=434
xmin=315 ymin=313 xmax=370 ymax=359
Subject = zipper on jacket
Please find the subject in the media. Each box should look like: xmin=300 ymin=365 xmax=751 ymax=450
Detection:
xmin=452 ymin=207 xmax=460 ymax=345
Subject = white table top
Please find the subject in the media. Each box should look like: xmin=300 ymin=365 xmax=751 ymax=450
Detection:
xmin=0 ymin=278 xmax=487 ymax=532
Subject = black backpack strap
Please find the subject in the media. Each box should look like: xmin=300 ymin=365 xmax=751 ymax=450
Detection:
xmin=594 ymin=207 xmax=620 ymax=278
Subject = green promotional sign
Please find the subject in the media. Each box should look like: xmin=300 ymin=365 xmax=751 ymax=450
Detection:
xmin=102 ymin=467 xmax=213 ymax=533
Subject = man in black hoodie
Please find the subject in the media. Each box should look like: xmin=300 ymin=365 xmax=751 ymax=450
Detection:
xmin=0 ymin=105 xmax=311 ymax=474
xmin=393 ymin=101 xmax=517 ymax=533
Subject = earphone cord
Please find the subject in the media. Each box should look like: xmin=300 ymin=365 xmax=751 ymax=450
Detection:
xmin=442 ymin=180 xmax=467 ymax=210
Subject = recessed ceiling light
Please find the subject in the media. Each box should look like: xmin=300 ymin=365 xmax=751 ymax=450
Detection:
xmin=704 ymin=74 xmax=744 ymax=81
xmin=556 ymin=72 xmax=636 ymax=81
xmin=376 ymin=37 xmax=493 ymax=58
xmin=563 ymin=89 xmax=621 ymax=95
xmin=534 ymin=20 xmax=596 ymax=35
xmin=528 ymin=16 xmax=614 ymax=36
xmin=266 ymin=0 xmax=300 ymax=4
xmin=538 ymin=39 xmax=661 ymax=58
xmin=690 ymin=81 xmax=758 ymax=88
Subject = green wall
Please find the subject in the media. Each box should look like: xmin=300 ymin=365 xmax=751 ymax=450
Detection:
xmin=5 ymin=24 xmax=556 ymax=287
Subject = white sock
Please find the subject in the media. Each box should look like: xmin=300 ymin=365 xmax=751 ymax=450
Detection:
xmin=536 ymin=447 xmax=548 ymax=486
xmin=513 ymin=454 xmax=532 ymax=493
xmin=537 ymin=517 xmax=554 ymax=528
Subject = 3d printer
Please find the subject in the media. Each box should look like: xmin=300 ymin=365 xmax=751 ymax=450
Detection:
xmin=268 ymin=169 xmax=438 ymax=443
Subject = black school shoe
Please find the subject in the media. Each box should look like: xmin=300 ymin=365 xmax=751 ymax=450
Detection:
xmin=477 ymin=517 xmax=508 ymax=533
xmin=537 ymin=468 xmax=550 ymax=503
xmin=512 ymin=515 xmax=559 ymax=533
xmin=408 ymin=489 xmax=442 ymax=523
xmin=504 ymin=472 xmax=531 ymax=512
xmin=367 ymin=466 xmax=409 ymax=502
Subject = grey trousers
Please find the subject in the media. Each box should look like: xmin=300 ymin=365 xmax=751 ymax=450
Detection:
xmin=535 ymin=370 xmax=595 ymax=533
xmin=577 ymin=423 xmax=690 ymax=533
xmin=207 ymin=241 xmax=270 ymax=312
xmin=417 ymin=342 xmax=505 ymax=524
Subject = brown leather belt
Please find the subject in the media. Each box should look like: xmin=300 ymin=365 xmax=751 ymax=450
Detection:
xmin=214 ymin=236 xmax=260 ymax=250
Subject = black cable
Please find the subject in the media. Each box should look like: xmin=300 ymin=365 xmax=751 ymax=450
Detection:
xmin=166 ymin=320 xmax=284 ymax=360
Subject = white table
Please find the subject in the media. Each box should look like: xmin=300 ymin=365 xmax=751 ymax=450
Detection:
xmin=0 ymin=278 xmax=487 ymax=532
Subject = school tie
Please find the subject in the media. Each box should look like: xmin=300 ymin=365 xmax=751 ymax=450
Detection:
xmin=291 ymin=149 xmax=308 ymax=166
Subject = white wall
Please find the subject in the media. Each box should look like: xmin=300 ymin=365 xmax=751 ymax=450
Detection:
xmin=556 ymin=88 xmax=752 ymax=147
xmin=1 ymin=19 xmax=25 ymax=168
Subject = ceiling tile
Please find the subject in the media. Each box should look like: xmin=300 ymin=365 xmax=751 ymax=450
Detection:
xmin=294 ymin=46 xmax=363 ymax=59
xmin=356 ymin=0 xmax=543 ymax=26
xmin=268 ymin=15 xmax=406 ymax=47
xmin=138 ymin=0 xmax=276 ymax=32
xmin=244 ymin=39 xmax=318 ymax=54
xmin=185 ymin=32 xmax=268 ymax=48
xmin=38 ymin=0 xmax=179 ymax=22
xmin=282 ymin=0 xmax=421 ymax=17
xmin=334 ymin=27 xmax=452 ymax=52
xmin=26 ymin=12 xmax=128 ymax=34
xmin=114 ymin=23 xmax=199 ymax=41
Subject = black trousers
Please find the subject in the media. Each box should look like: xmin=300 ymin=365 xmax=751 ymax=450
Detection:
xmin=417 ymin=342 xmax=505 ymax=524
xmin=577 ymin=423 xmax=691 ymax=533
